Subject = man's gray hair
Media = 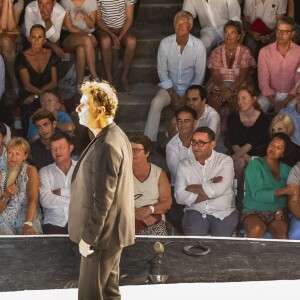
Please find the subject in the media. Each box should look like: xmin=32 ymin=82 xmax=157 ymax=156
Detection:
xmin=174 ymin=11 xmax=194 ymax=26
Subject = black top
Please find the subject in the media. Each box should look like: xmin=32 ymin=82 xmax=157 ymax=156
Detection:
xmin=30 ymin=138 xmax=54 ymax=171
xmin=227 ymin=111 xmax=270 ymax=157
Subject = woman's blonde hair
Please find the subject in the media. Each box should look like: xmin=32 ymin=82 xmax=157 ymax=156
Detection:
xmin=7 ymin=137 xmax=30 ymax=156
xmin=269 ymin=114 xmax=295 ymax=136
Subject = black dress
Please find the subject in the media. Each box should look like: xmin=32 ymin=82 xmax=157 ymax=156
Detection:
xmin=16 ymin=50 xmax=58 ymax=136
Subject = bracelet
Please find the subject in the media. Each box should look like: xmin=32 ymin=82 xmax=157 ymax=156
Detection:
xmin=149 ymin=205 xmax=155 ymax=214
xmin=24 ymin=221 xmax=33 ymax=227
xmin=0 ymin=195 xmax=8 ymax=202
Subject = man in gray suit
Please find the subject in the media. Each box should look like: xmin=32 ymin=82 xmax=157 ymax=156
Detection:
xmin=68 ymin=80 xmax=135 ymax=300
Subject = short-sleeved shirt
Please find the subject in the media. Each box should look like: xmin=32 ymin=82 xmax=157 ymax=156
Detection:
xmin=96 ymin=0 xmax=135 ymax=28
xmin=62 ymin=0 xmax=98 ymax=33
xmin=287 ymin=162 xmax=300 ymax=185
xmin=27 ymin=111 xmax=72 ymax=140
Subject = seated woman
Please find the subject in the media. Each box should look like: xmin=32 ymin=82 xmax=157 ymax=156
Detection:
xmin=270 ymin=114 xmax=300 ymax=166
xmin=206 ymin=20 xmax=256 ymax=116
xmin=227 ymin=85 xmax=270 ymax=208
xmin=61 ymin=0 xmax=99 ymax=93
xmin=0 ymin=0 xmax=23 ymax=97
xmin=241 ymin=133 xmax=297 ymax=239
xmin=17 ymin=24 xmax=58 ymax=136
xmin=0 ymin=137 xmax=42 ymax=235
xmin=130 ymin=134 xmax=171 ymax=235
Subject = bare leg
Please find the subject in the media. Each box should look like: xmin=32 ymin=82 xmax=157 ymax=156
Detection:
xmin=268 ymin=220 xmax=288 ymax=239
xmin=63 ymin=33 xmax=98 ymax=86
xmin=120 ymin=29 xmax=136 ymax=91
xmin=0 ymin=36 xmax=18 ymax=90
xmin=242 ymin=215 xmax=266 ymax=238
xmin=75 ymin=45 xmax=86 ymax=86
xmin=98 ymin=31 xmax=113 ymax=84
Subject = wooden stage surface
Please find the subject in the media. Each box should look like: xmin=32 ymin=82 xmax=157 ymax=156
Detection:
xmin=1 ymin=235 xmax=300 ymax=291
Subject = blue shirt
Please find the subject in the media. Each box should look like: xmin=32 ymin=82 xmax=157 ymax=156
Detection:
xmin=157 ymin=34 xmax=206 ymax=97
xmin=27 ymin=111 xmax=72 ymax=140
xmin=279 ymin=105 xmax=300 ymax=146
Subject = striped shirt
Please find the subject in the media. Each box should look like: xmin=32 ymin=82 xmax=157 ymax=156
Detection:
xmin=97 ymin=0 xmax=135 ymax=28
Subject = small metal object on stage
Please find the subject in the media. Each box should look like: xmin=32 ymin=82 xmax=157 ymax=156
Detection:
xmin=148 ymin=275 xmax=169 ymax=284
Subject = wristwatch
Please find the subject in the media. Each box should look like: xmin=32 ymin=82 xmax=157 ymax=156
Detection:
xmin=23 ymin=221 xmax=33 ymax=227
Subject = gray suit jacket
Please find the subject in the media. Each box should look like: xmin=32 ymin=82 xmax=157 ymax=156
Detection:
xmin=68 ymin=122 xmax=135 ymax=249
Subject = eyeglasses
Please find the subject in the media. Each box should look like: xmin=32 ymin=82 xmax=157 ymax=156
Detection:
xmin=276 ymin=28 xmax=293 ymax=35
xmin=191 ymin=140 xmax=212 ymax=147
xmin=132 ymin=148 xmax=145 ymax=154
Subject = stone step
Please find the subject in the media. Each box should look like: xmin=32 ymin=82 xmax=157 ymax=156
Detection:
xmin=115 ymin=83 xmax=173 ymax=133
xmin=135 ymin=1 xmax=183 ymax=23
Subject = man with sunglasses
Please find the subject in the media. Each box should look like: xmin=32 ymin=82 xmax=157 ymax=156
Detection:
xmin=174 ymin=126 xmax=238 ymax=236
xmin=258 ymin=16 xmax=300 ymax=113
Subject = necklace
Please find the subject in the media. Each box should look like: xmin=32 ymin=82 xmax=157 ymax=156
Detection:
xmin=225 ymin=48 xmax=236 ymax=67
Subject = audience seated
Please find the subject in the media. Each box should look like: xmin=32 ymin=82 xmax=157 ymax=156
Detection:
xmin=175 ymin=126 xmax=238 ymax=237
xmin=96 ymin=0 xmax=136 ymax=91
xmin=206 ymin=20 xmax=256 ymax=113
xmin=168 ymin=85 xmax=220 ymax=141
xmin=17 ymin=24 xmax=58 ymax=136
xmin=166 ymin=106 xmax=197 ymax=234
xmin=269 ymin=114 xmax=300 ymax=166
xmin=144 ymin=11 xmax=206 ymax=144
xmin=0 ymin=0 xmax=22 ymax=97
xmin=241 ymin=133 xmax=296 ymax=239
xmin=279 ymin=83 xmax=300 ymax=146
xmin=0 ymin=137 xmax=42 ymax=235
xmin=24 ymin=0 xmax=66 ymax=57
xmin=0 ymin=122 xmax=7 ymax=171
xmin=61 ymin=0 xmax=99 ymax=93
xmin=286 ymin=162 xmax=300 ymax=239
xmin=227 ymin=85 xmax=270 ymax=208
xmin=257 ymin=16 xmax=300 ymax=113
xmin=31 ymin=108 xmax=56 ymax=170
xmin=182 ymin=0 xmax=241 ymax=54
xmin=0 ymin=54 xmax=4 ymax=99
xmin=130 ymin=134 xmax=171 ymax=235
xmin=243 ymin=0 xmax=287 ymax=58
xmin=39 ymin=132 xmax=76 ymax=234
xmin=28 ymin=92 xmax=74 ymax=143
xmin=288 ymin=0 xmax=300 ymax=44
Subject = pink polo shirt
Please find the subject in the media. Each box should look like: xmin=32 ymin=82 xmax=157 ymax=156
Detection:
xmin=258 ymin=42 xmax=300 ymax=96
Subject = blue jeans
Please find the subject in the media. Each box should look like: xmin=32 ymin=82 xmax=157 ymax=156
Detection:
xmin=289 ymin=214 xmax=300 ymax=240
xmin=182 ymin=209 xmax=238 ymax=237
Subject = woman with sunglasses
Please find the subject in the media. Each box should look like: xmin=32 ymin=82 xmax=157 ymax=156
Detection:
xmin=130 ymin=134 xmax=171 ymax=235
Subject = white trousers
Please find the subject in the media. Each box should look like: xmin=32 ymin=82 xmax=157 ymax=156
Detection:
xmin=144 ymin=89 xmax=171 ymax=142
xmin=258 ymin=92 xmax=296 ymax=113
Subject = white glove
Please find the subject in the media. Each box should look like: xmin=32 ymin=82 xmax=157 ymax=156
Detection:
xmin=79 ymin=239 xmax=94 ymax=257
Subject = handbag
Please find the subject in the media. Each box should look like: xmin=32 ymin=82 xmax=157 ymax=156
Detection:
xmin=250 ymin=18 xmax=272 ymax=35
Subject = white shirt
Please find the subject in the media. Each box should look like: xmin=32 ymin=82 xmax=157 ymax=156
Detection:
xmin=166 ymin=133 xmax=193 ymax=186
xmin=24 ymin=1 xmax=66 ymax=43
xmin=39 ymin=160 xmax=76 ymax=227
xmin=0 ymin=55 xmax=4 ymax=99
xmin=175 ymin=150 xmax=235 ymax=220
xmin=183 ymin=0 xmax=241 ymax=32
xmin=196 ymin=104 xmax=220 ymax=140
xmin=243 ymin=0 xmax=287 ymax=30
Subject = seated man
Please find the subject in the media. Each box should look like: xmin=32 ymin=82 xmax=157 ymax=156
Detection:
xmin=31 ymin=108 xmax=57 ymax=170
xmin=279 ymin=83 xmax=300 ymax=146
xmin=169 ymin=85 xmax=220 ymax=140
xmin=39 ymin=132 xmax=77 ymax=234
xmin=0 ymin=122 xmax=7 ymax=171
xmin=96 ymin=0 xmax=136 ymax=91
xmin=243 ymin=0 xmax=287 ymax=57
xmin=175 ymin=126 xmax=238 ymax=236
xmin=144 ymin=11 xmax=206 ymax=144
xmin=166 ymin=106 xmax=197 ymax=233
xmin=28 ymin=92 xmax=74 ymax=143
xmin=258 ymin=16 xmax=300 ymax=113
xmin=287 ymin=162 xmax=300 ymax=240
xmin=182 ymin=0 xmax=241 ymax=53
xmin=24 ymin=0 xmax=65 ymax=57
